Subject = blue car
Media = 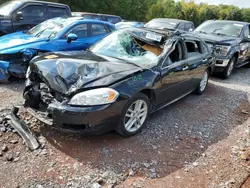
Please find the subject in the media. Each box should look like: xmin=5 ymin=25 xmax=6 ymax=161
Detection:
xmin=0 ymin=17 xmax=115 ymax=82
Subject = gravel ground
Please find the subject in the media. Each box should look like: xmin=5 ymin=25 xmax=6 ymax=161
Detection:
xmin=0 ymin=67 xmax=250 ymax=187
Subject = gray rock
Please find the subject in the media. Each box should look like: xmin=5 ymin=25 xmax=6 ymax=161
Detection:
xmin=9 ymin=140 xmax=18 ymax=144
xmin=2 ymin=144 xmax=8 ymax=152
xmin=129 ymin=169 xmax=134 ymax=176
xmin=36 ymin=185 xmax=44 ymax=188
xmin=6 ymin=153 xmax=13 ymax=161
xmin=92 ymin=183 xmax=102 ymax=188
xmin=0 ymin=117 xmax=3 ymax=124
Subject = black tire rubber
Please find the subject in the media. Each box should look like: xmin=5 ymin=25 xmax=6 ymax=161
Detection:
xmin=116 ymin=93 xmax=150 ymax=137
xmin=194 ymin=69 xmax=209 ymax=95
xmin=222 ymin=56 xmax=236 ymax=79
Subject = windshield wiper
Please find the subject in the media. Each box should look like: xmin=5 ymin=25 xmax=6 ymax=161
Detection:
xmin=197 ymin=31 xmax=208 ymax=34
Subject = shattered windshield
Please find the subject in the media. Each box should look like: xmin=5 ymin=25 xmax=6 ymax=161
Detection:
xmin=195 ymin=21 xmax=243 ymax=37
xmin=90 ymin=29 xmax=163 ymax=69
xmin=0 ymin=0 xmax=22 ymax=16
xmin=27 ymin=17 xmax=80 ymax=38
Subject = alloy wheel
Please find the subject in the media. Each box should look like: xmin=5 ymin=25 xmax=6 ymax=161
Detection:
xmin=227 ymin=60 xmax=234 ymax=77
xmin=124 ymin=100 xmax=148 ymax=133
xmin=200 ymin=71 xmax=208 ymax=92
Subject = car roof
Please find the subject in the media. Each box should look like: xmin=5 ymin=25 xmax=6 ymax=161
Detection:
xmin=18 ymin=0 xmax=69 ymax=7
xmin=131 ymin=27 xmax=201 ymax=42
xmin=73 ymin=12 xmax=121 ymax=18
xmin=149 ymin=18 xmax=193 ymax=24
xmin=205 ymin=20 xmax=250 ymax=25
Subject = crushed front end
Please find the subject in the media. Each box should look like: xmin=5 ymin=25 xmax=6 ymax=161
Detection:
xmin=0 ymin=49 xmax=40 ymax=82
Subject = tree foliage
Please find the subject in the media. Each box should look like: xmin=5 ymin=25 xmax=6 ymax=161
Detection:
xmin=0 ymin=0 xmax=250 ymax=25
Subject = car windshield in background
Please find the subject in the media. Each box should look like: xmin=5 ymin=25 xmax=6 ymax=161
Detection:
xmin=90 ymin=29 xmax=163 ymax=69
xmin=27 ymin=17 xmax=79 ymax=38
xmin=0 ymin=0 xmax=22 ymax=16
xmin=195 ymin=21 xmax=243 ymax=37
xmin=145 ymin=20 xmax=178 ymax=30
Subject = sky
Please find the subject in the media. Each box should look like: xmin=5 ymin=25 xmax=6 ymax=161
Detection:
xmin=195 ymin=0 xmax=250 ymax=8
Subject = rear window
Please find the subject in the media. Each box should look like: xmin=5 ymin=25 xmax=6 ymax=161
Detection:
xmin=102 ymin=16 xmax=121 ymax=24
xmin=48 ymin=6 xmax=68 ymax=18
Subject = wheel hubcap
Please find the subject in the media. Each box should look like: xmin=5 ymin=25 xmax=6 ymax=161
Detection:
xmin=124 ymin=100 xmax=148 ymax=132
xmin=227 ymin=60 xmax=234 ymax=76
xmin=200 ymin=71 xmax=208 ymax=92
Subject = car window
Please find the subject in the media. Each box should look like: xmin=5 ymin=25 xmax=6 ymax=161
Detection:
xmin=244 ymin=26 xmax=250 ymax=38
xmin=185 ymin=23 xmax=193 ymax=31
xmin=48 ymin=6 xmax=68 ymax=18
xmin=68 ymin=24 xmax=88 ymax=38
xmin=19 ymin=5 xmax=45 ymax=20
xmin=177 ymin=23 xmax=185 ymax=31
xmin=185 ymin=40 xmax=203 ymax=58
xmin=102 ymin=16 xmax=121 ymax=24
xmin=91 ymin=24 xmax=107 ymax=36
xmin=163 ymin=41 xmax=183 ymax=67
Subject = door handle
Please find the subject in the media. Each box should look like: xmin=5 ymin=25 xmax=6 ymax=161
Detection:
xmin=182 ymin=66 xmax=189 ymax=71
xmin=202 ymin=58 xmax=208 ymax=62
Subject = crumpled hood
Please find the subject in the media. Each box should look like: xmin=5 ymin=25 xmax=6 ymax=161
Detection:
xmin=196 ymin=33 xmax=241 ymax=45
xmin=29 ymin=51 xmax=142 ymax=95
xmin=0 ymin=31 xmax=46 ymax=51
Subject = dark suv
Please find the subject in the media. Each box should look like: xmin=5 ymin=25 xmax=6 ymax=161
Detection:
xmin=0 ymin=0 xmax=71 ymax=36
xmin=195 ymin=20 xmax=250 ymax=78
xmin=144 ymin=18 xmax=194 ymax=32
xmin=72 ymin=12 xmax=122 ymax=24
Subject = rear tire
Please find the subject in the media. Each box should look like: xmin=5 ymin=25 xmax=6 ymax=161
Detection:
xmin=194 ymin=69 xmax=209 ymax=95
xmin=116 ymin=93 xmax=150 ymax=137
xmin=222 ymin=56 xmax=236 ymax=79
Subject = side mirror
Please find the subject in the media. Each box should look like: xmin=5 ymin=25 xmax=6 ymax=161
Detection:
xmin=15 ymin=11 xmax=23 ymax=21
xmin=67 ymin=33 xmax=78 ymax=43
xmin=189 ymin=28 xmax=194 ymax=32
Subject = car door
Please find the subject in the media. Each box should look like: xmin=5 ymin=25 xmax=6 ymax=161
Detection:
xmin=159 ymin=40 xmax=190 ymax=105
xmin=184 ymin=38 xmax=209 ymax=89
xmin=241 ymin=25 xmax=250 ymax=64
xmin=56 ymin=23 xmax=90 ymax=51
xmin=13 ymin=4 xmax=47 ymax=32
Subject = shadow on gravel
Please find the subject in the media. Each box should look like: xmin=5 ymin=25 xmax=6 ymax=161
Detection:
xmin=41 ymin=80 xmax=250 ymax=178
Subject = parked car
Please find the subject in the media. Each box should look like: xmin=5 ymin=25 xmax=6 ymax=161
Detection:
xmin=0 ymin=0 xmax=71 ymax=36
xmin=115 ymin=21 xmax=144 ymax=29
xmin=72 ymin=12 xmax=122 ymax=24
xmin=14 ymin=28 xmax=215 ymax=139
xmin=195 ymin=20 xmax=250 ymax=78
xmin=144 ymin=18 xmax=194 ymax=32
xmin=0 ymin=17 xmax=115 ymax=82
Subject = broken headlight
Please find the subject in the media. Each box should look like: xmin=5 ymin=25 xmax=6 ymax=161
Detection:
xmin=68 ymin=88 xmax=119 ymax=106
xmin=21 ymin=49 xmax=37 ymax=62
xmin=215 ymin=45 xmax=231 ymax=57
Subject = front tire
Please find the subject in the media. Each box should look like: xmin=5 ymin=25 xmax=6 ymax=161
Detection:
xmin=222 ymin=56 xmax=236 ymax=79
xmin=116 ymin=93 xmax=150 ymax=137
xmin=195 ymin=69 xmax=209 ymax=95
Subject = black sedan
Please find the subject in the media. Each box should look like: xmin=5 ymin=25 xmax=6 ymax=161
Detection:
xmin=13 ymin=28 xmax=215 ymax=138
